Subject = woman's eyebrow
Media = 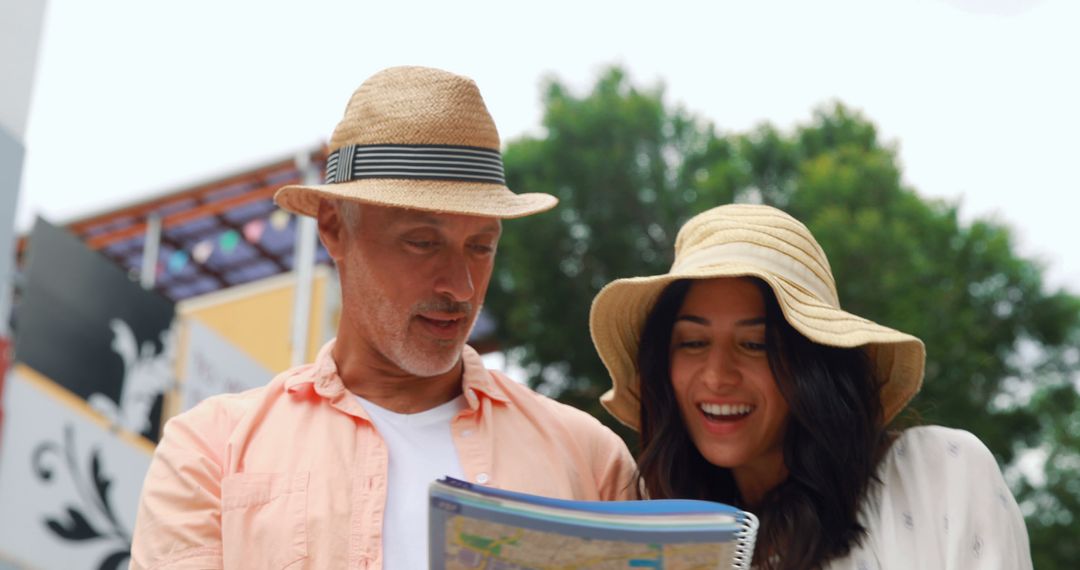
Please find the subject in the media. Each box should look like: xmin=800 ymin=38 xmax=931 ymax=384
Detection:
xmin=674 ymin=315 xmax=709 ymax=325
xmin=736 ymin=317 xmax=767 ymax=326
xmin=674 ymin=315 xmax=766 ymax=326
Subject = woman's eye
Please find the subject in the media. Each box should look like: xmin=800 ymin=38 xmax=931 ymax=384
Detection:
xmin=743 ymin=341 xmax=767 ymax=352
xmin=674 ymin=340 xmax=707 ymax=350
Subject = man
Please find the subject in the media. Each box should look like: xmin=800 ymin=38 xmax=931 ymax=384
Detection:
xmin=130 ymin=66 xmax=636 ymax=569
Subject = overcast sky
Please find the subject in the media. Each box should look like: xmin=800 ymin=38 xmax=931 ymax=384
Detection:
xmin=16 ymin=0 xmax=1079 ymax=292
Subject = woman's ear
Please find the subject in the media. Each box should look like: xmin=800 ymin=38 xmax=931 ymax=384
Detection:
xmin=316 ymin=199 xmax=345 ymax=261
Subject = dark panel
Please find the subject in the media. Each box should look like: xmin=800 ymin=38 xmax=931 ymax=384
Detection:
xmin=14 ymin=219 xmax=176 ymax=442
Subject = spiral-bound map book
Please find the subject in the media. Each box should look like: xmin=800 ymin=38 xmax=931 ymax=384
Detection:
xmin=429 ymin=477 xmax=758 ymax=570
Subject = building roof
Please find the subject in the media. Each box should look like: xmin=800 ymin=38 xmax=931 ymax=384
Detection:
xmin=28 ymin=147 xmax=330 ymax=302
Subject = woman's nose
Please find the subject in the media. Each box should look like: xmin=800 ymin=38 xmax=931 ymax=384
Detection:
xmin=703 ymin=347 xmax=742 ymax=389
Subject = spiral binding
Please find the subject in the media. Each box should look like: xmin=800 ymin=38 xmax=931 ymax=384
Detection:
xmin=731 ymin=509 xmax=760 ymax=570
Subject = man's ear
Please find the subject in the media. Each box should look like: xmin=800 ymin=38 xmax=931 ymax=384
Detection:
xmin=316 ymin=199 xmax=345 ymax=261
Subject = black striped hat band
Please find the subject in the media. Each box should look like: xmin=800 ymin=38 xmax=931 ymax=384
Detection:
xmin=324 ymin=144 xmax=505 ymax=185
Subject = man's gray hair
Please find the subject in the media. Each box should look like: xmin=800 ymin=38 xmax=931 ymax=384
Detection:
xmin=335 ymin=199 xmax=362 ymax=233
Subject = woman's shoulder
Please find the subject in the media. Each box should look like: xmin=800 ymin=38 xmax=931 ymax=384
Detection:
xmin=877 ymin=425 xmax=1007 ymax=498
xmin=868 ymin=423 xmax=1019 ymax=520
xmin=849 ymin=427 xmax=1033 ymax=568
xmin=888 ymin=425 xmax=999 ymax=468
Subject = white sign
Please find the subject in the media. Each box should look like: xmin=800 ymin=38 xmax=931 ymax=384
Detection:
xmin=180 ymin=319 xmax=272 ymax=412
xmin=0 ymin=366 xmax=152 ymax=570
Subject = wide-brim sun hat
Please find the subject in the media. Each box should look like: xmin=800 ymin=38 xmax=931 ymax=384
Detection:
xmin=274 ymin=66 xmax=557 ymax=219
xmin=590 ymin=204 xmax=925 ymax=431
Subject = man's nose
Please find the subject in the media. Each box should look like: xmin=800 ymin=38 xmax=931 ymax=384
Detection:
xmin=434 ymin=251 xmax=475 ymax=302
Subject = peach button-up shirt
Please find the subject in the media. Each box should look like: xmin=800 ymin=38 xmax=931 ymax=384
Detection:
xmin=130 ymin=341 xmax=636 ymax=569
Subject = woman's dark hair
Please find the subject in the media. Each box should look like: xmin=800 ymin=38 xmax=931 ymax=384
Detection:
xmin=635 ymin=278 xmax=885 ymax=570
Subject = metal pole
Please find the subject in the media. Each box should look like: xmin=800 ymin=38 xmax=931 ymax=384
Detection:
xmin=0 ymin=0 xmax=48 ymax=337
xmin=140 ymin=214 xmax=162 ymax=289
xmin=0 ymin=136 xmax=19 ymax=335
xmin=290 ymin=149 xmax=319 ymax=367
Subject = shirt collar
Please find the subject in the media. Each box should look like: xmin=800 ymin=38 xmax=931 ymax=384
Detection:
xmin=284 ymin=339 xmax=342 ymax=397
xmin=284 ymin=338 xmax=510 ymax=408
xmin=459 ymin=344 xmax=509 ymax=406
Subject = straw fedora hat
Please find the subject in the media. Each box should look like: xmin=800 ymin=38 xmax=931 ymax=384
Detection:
xmin=275 ymin=66 xmax=557 ymax=219
xmin=590 ymin=203 xmax=925 ymax=430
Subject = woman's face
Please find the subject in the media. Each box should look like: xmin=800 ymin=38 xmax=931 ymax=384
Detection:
xmin=669 ymin=278 xmax=790 ymax=480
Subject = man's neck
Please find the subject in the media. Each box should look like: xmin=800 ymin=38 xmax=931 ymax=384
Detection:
xmin=331 ymin=340 xmax=465 ymax=414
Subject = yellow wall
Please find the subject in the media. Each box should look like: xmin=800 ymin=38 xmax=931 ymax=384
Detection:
xmin=177 ymin=266 xmax=337 ymax=373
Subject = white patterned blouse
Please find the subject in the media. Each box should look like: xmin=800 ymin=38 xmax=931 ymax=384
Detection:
xmin=824 ymin=425 xmax=1033 ymax=569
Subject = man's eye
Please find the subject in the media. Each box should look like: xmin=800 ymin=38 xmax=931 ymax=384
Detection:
xmin=469 ymin=244 xmax=495 ymax=254
xmin=406 ymin=240 xmax=436 ymax=249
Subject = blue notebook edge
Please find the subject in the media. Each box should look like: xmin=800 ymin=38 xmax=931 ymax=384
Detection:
xmin=435 ymin=476 xmax=745 ymax=516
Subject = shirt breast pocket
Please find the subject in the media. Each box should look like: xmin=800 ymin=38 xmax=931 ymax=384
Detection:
xmin=222 ymin=471 xmax=309 ymax=569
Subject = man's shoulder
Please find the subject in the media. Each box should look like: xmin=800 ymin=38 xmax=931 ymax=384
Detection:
xmin=167 ymin=383 xmax=268 ymax=437
xmin=167 ymin=363 xmax=311 ymax=433
xmin=486 ymin=370 xmax=618 ymax=435
xmin=484 ymin=369 xmax=635 ymax=490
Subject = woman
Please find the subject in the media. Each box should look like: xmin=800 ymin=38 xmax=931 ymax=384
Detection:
xmin=590 ymin=204 xmax=1032 ymax=569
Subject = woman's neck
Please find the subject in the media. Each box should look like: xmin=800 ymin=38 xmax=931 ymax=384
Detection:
xmin=732 ymin=451 xmax=788 ymax=507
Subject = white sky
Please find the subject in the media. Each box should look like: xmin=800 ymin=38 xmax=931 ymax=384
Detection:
xmin=16 ymin=0 xmax=1080 ymax=292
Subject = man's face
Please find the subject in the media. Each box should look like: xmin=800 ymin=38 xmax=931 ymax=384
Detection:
xmin=319 ymin=201 xmax=501 ymax=377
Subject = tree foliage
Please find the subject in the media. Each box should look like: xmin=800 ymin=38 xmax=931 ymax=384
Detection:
xmin=485 ymin=66 xmax=1080 ymax=568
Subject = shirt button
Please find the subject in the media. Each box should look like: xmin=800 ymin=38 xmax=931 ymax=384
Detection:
xmin=461 ymin=429 xmax=474 ymax=437
xmin=476 ymin=473 xmax=490 ymax=484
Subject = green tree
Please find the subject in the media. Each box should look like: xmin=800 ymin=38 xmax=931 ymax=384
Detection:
xmin=1019 ymin=330 xmax=1080 ymax=568
xmin=486 ymin=68 xmax=729 ymax=441
xmin=487 ymin=66 xmax=1080 ymax=568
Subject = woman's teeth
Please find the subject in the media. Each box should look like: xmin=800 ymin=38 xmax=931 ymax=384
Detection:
xmin=699 ymin=403 xmax=754 ymax=418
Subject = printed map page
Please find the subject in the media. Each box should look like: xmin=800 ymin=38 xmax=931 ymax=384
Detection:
xmin=441 ymin=515 xmax=735 ymax=569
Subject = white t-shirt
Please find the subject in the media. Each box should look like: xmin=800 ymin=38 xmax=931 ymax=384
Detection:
xmin=825 ymin=425 xmax=1033 ymax=569
xmin=356 ymin=394 xmax=467 ymax=570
